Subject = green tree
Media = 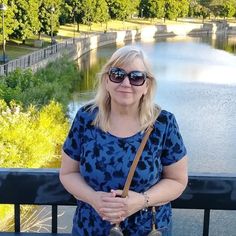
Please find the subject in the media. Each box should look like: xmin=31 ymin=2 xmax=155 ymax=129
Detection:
xmin=94 ymin=0 xmax=109 ymax=24
xmin=82 ymin=0 xmax=96 ymax=29
xmin=164 ymin=0 xmax=179 ymax=20
xmin=38 ymin=0 xmax=62 ymax=40
xmin=147 ymin=0 xmax=165 ymax=19
xmin=0 ymin=1 xmax=18 ymax=41
xmin=60 ymin=0 xmax=83 ymax=32
xmin=107 ymin=0 xmax=133 ymax=20
xmin=10 ymin=0 xmax=41 ymax=43
xmin=127 ymin=0 xmax=140 ymax=18
xmin=200 ymin=5 xmax=210 ymax=21
xmin=188 ymin=0 xmax=203 ymax=17
xmin=177 ymin=0 xmax=189 ymax=18
xmin=221 ymin=0 xmax=236 ymax=18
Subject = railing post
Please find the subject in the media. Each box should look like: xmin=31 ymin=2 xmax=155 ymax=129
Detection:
xmin=52 ymin=205 xmax=58 ymax=233
xmin=28 ymin=55 xmax=31 ymax=66
xmin=203 ymin=209 xmax=210 ymax=236
xmin=3 ymin=63 xmax=7 ymax=75
xmin=14 ymin=204 xmax=20 ymax=232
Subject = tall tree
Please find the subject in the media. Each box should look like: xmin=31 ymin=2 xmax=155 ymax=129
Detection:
xmin=0 ymin=0 xmax=18 ymax=41
xmin=38 ymin=0 xmax=62 ymax=40
xmin=177 ymin=0 xmax=189 ymax=18
xmin=81 ymin=0 xmax=96 ymax=29
xmin=164 ymin=0 xmax=179 ymax=20
xmin=221 ymin=0 xmax=236 ymax=18
xmin=59 ymin=0 xmax=83 ymax=32
xmin=147 ymin=0 xmax=165 ymax=19
xmin=94 ymin=0 xmax=109 ymax=24
xmin=10 ymin=0 xmax=41 ymax=43
xmin=107 ymin=0 xmax=134 ymax=20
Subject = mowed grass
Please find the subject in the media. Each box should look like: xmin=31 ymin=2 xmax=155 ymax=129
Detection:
xmin=0 ymin=44 xmax=37 ymax=61
xmin=57 ymin=19 xmax=156 ymax=38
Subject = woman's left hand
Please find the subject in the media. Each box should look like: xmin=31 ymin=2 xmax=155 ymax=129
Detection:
xmin=99 ymin=189 xmax=144 ymax=224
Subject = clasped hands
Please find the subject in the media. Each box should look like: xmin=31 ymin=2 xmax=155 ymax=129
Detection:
xmin=92 ymin=189 xmax=143 ymax=224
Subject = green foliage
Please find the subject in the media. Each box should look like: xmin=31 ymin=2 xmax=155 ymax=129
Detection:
xmin=0 ymin=57 xmax=80 ymax=109
xmin=140 ymin=0 xmax=190 ymax=20
xmin=0 ymin=0 xmax=18 ymax=41
xmin=81 ymin=0 xmax=96 ymax=26
xmin=0 ymin=99 xmax=69 ymax=168
xmin=177 ymin=0 xmax=189 ymax=18
xmin=38 ymin=0 xmax=62 ymax=39
xmin=164 ymin=0 xmax=180 ymax=20
xmin=107 ymin=0 xmax=136 ymax=20
xmin=221 ymin=0 xmax=236 ymax=18
xmin=10 ymin=0 xmax=41 ymax=42
xmin=147 ymin=0 xmax=165 ymax=19
xmin=94 ymin=0 xmax=109 ymax=24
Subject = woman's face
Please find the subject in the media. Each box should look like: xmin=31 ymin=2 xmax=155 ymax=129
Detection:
xmin=105 ymin=57 xmax=149 ymax=109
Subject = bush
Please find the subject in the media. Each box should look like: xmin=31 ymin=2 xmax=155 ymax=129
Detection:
xmin=0 ymin=99 xmax=69 ymax=168
xmin=0 ymin=57 xmax=81 ymax=109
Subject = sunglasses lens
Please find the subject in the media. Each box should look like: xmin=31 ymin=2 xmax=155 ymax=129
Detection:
xmin=129 ymin=71 xmax=146 ymax=86
xmin=109 ymin=68 xmax=125 ymax=83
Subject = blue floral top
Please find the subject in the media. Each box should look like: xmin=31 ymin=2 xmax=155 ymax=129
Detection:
xmin=63 ymin=105 xmax=187 ymax=236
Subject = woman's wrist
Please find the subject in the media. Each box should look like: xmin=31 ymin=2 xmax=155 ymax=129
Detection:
xmin=141 ymin=192 xmax=150 ymax=211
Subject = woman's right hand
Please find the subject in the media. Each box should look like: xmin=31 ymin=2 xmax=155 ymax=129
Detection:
xmin=91 ymin=191 xmax=126 ymax=223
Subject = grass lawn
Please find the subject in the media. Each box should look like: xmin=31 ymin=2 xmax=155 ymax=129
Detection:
xmin=0 ymin=44 xmax=37 ymax=61
xmin=57 ymin=19 xmax=153 ymax=39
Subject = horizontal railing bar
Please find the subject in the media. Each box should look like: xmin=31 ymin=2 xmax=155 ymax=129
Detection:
xmin=0 ymin=168 xmax=236 ymax=210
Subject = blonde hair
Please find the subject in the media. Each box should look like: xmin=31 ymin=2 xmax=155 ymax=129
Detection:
xmin=90 ymin=45 xmax=161 ymax=132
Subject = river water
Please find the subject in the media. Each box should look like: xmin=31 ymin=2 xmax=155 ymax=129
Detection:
xmin=69 ymin=34 xmax=236 ymax=174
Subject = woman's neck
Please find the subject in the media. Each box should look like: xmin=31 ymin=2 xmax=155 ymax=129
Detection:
xmin=108 ymin=105 xmax=141 ymax=138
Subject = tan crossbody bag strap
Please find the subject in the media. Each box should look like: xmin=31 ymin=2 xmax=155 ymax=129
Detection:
xmin=121 ymin=126 xmax=154 ymax=198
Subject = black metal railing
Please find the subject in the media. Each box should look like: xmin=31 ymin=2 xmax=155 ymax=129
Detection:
xmin=0 ymin=168 xmax=235 ymax=235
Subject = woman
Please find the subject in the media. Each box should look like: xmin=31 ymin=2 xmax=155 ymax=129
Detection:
xmin=60 ymin=45 xmax=188 ymax=236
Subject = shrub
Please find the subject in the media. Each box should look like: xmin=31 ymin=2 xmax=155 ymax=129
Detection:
xmin=0 ymin=57 xmax=81 ymax=109
xmin=0 ymin=99 xmax=69 ymax=168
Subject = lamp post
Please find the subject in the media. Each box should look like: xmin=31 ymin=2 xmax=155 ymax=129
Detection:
xmin=50 ymin=6 xmax=55 ymax=46
xmin=141 ymin=8 xmax=143 ymax=18
xmin=0 ymin=3 xmax=7 ymax=64
xmin=73 ymin=6 xmax=77 ymax=44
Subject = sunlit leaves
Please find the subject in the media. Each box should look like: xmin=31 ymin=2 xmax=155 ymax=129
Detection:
xmin=0 ymin=100 xmax=69 ymax=168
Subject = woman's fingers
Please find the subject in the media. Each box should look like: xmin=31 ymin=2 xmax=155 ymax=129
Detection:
xmin=102 ymin=211 xmax=125 ymax=223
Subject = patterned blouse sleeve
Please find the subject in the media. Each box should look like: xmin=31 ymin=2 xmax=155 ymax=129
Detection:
xmin=161 ymin=113 xmax=187 ymax=166
xmin=62 ymin=110 xmax=81 ymax=161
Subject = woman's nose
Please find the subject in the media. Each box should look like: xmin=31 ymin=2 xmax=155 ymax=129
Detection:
xmin=120 ymin=76 xmax=131 ymax=86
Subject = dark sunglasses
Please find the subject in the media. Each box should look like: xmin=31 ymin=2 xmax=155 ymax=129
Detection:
xmin=108 ymin=67 xmax=147 ymax=86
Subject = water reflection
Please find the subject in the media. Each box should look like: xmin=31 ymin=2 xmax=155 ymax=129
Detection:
xmin=69 ymin=35 xmax=236 ymax=173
